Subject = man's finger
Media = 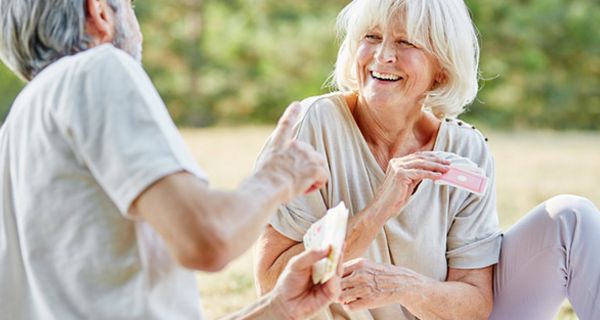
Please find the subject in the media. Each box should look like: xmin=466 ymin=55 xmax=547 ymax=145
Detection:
xmin=304 ymin=183 xmax=322 ymax=194
xmin=289 ymin=246 xmax=330 ymax=271
xmin=304 ymin=167 xmax=329 ymax=194
xmin=271 ymin=102 xmax=302 ymax=147
xmin=336 ymin=245 xmax=345 ymax=275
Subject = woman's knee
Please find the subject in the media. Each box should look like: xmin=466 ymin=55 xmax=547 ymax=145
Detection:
xmin=544 ymin=194 xmax=599 ymax=226
xmin=545 ymin=194 xmax=597 ymax=215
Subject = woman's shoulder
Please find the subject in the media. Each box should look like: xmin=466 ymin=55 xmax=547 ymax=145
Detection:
xmin=294 ymin=92 xmax=351 ymax=127
xmin=440 ymin=118 xmax=493 ymax=164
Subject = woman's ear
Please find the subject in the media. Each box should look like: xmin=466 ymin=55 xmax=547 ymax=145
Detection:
xmin=84 ymin=0 xmax=115 ymax=45
xmin=433 ymin=70 xmax=448 ymax=89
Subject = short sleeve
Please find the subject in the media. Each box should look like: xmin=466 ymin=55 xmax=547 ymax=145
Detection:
xmin=271 ymin=193 xmax=328 ymax=242
xmin=446 ymin=144 xmax=502 ymax=269
xmin=55 ymin=46 xmax=208 ymax=217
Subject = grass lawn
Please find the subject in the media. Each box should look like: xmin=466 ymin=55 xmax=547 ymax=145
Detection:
xmin=180 ymin=126 xmax=599 ymax=320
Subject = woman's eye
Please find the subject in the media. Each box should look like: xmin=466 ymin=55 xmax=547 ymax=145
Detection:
xmin=365 ymin=34 xmax=381 ymax=41
xmin=399 ymin=40 xmax=415 ymax=47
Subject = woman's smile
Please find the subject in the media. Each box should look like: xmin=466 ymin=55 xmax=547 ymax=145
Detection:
xmin=370 ymin=70 xmax=403 ymax=82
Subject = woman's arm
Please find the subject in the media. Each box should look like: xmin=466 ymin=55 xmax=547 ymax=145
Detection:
xmin=255 ymin=152 xmax=450 ymax=293
xmin=254 ymin=225 xmax=305 ymax=294
xmin=344 ymin=152 xmax=451 ymax=261
xmin=340 ymin=259 xmax=493 ymax=320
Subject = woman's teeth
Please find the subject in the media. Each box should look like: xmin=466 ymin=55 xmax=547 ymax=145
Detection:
xmin=371 ymin=71 xmax=401 ymax=81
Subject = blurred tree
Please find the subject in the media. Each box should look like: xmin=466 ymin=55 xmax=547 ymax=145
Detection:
xmin=0 ymin=0 xmax=598 ymax=129
xmin=0 ymin=64 xmax=23 ymax=121
xmin=465 ymin=0 xmax=600 ymax=129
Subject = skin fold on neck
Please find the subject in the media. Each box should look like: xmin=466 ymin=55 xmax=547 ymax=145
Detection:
xmin=346 ymin=92 xmax=441 ymax=171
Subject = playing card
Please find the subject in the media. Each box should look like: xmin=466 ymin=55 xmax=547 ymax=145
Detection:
xmin=302 ymin=201 xmax=349 ymax=284
xmin=452 ymin=164 xmax=484 ymax=175
xmin=437 ymin=165 xmax=488 ymax=195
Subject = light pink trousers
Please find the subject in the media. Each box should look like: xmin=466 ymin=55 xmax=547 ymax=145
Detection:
xmin=490 ymin=195 xmax=600 ymax=320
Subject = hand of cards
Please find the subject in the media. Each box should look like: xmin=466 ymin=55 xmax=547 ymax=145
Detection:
xmin=432 ymin=151 xmax=488 ymax=196
xmin=302 ymin=202 xmax=349 ymax=284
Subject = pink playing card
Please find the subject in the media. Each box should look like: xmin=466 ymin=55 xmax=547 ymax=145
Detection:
xmin=437 ymin=166 xmax=487 ymax=195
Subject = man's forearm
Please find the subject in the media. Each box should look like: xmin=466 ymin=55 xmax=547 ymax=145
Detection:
xmin=215 ymin=168 xmax=294 ymax=263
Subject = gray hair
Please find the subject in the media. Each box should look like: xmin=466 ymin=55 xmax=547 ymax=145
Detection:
xmin=332 ymin=0 xmax=480 ymax=118
xmin=0 ymin=0 xmax=121 ymax=81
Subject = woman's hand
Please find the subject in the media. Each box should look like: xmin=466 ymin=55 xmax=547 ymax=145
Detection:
xmin=340 ymin=152 xmax=450 ymax=261
xmin=372 ymin=152 xmax=450 ymax=219
xmin=270 ymin=247 xmax=343 ymax=319
xmin=339 ymin=258 xmax=422 ymax=310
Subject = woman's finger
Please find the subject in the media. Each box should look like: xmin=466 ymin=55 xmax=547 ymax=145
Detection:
xmin=400 ymin=151 xmax=451 ymax=165
xmin=339 ymin=285 xmax=372 ymax=304
xmin=391 ymin=159 xmax=449 ymax=173
xmin=344 ymin=296 xmax=374 ymax=310
xmin=409 ymin=169 xmax=443 ymax=181
xmin=342 ymin=258 xmax=365 ymax=277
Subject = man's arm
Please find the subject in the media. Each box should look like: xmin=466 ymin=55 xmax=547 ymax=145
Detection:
xmin=224 ymin=248 xmax=341 ymax=320
xmin=130 ymin=102 xmax=329 ymax=271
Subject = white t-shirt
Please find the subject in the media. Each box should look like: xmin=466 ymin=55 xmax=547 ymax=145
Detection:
xmin=268 ymin=93 xmax=502 ymax=320
xmin=0 ymin=45 xmax=208 ymax=319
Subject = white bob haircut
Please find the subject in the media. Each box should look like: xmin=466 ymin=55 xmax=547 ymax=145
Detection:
xmin=332 ymin=0 xmax=480 ymax=118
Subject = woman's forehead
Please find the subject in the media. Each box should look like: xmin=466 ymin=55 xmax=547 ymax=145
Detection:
xmin=357 ymin=5 xmax=408 ymax=34
xmin=368 ymin=16 xmax=408 ymax=34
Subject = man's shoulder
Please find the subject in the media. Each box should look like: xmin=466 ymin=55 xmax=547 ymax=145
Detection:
xmin=38 ymin=44 xmax=138 ymax=83
xmin=74 ymin=45 xmax=138 ymax=77
xmin=72 ymin=44 xmax=132 ymax=66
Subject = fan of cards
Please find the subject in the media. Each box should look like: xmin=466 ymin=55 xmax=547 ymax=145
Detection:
xmin=302 ymin=202 xmax=349 ymax=284
xmin=433 ymin=151 xmax=488 ymax=196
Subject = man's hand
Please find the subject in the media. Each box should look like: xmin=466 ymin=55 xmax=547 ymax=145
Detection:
xmin=270 ymin=247 xmax=342 ymax=319
xmin=257 ymin=102 xmax=329 ymax=201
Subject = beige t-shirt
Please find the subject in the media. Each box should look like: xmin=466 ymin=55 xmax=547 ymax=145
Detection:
xmin=269 ymin=93 xmax=502 ymax=320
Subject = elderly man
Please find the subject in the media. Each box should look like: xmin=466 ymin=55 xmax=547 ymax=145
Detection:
xmin=0 ymin=0 xmax=338 ymax=319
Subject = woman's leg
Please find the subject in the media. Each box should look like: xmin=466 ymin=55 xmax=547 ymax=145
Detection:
xmin=490 ymin=195 xmax=600 ymax=320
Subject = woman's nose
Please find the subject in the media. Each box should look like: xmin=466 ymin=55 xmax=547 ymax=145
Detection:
xmin=375 ymin=41 xmax=397 ymax=63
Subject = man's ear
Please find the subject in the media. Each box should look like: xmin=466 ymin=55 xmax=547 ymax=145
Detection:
xmin=85 ymin=0 xmax=115 ymax=45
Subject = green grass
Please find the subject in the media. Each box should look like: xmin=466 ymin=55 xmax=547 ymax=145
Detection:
xmin=180 ymin=126 xmax=599 ymax=320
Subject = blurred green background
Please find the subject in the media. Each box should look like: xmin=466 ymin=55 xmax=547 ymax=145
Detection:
xmin=1 ymin=0 xmax=598 ymax=127
xmin=1 ymin=2 xmax=597 ymax=318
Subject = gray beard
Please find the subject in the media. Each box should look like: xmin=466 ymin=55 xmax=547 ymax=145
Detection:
xmin=112 ymin=11 xmax=142 ymax=63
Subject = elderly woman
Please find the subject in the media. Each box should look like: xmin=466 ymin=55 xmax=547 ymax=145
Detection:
xmin=254 ymin=0 xmax=600 ymax=319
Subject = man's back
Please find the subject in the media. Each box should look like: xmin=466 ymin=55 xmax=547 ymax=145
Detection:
xmin=0 ymin=45 xmax=205 ymax=319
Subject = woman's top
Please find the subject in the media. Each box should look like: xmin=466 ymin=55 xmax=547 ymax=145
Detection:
xmin=267 ymin=92 xmax=502 ymax=320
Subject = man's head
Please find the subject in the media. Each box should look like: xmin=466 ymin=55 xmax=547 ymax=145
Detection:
xmin=0 ymin=0 xmax=142 ymax=81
